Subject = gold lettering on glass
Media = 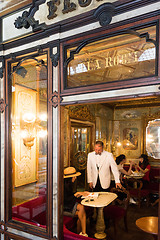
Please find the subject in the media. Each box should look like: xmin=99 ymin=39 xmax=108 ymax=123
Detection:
xmin=67 ymin=26 xmax=156 ymax=88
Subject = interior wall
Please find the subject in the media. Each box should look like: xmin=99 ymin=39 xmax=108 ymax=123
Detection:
xmin=62 ymin=103 xmax=160 ymax=169
xmin=93 ymin=104 xmax=113 ymax=152
xmin=114 ymin=105 xmax=160 ymax=165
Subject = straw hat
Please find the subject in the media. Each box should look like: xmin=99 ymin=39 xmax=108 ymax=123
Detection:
xmin=64 ymin=167 xmax=81 ymax=178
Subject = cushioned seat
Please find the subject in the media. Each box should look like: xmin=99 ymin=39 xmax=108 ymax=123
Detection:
xmin=63 ymin=224 xmax=95 ymax=240
xmin=104 ymin=205 xmax=126 ymax=218
xmin=63 ymin=215 xmax=77 ymax=230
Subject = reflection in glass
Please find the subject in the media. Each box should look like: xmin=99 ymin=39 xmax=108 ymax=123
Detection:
xmin=11 ymin=55 xmax=47 ymax=227
xmin=146 ymin=119 xmax=160 ymax=159
xmin=66 ymin=26 xmax=156 ymax=88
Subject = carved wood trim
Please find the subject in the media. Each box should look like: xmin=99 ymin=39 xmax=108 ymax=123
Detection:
xmin=49 ymin=91 xmax=63 ymax=108
xmin=0 ymin=220 xmax=8 ymax=234
xmin=0 ymin=58 xmax=4 ymax=79
xmin=2 ymin=8 xmax=160 ymax=53
xmin=127 ymin=29 xmax=157 ymax=46
xmin=0 ymin=98 xmax=7 ymax=113
xmin=63 ymin=26 xmax=157 ymax=90
xmin=50 ymin=46 xmax=60 ymax=67
xmin=68 ymin=105 xmax=95 ymax=121
xmin=94 ymin=3 xmax=115 ymax=27
xmin=14 ymin=0 xmax=47 ymax=32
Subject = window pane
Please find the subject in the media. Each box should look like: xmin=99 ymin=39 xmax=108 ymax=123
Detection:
xmin=11 ymin=55 xmax=47 ymax=228
xmin=66 ymin=26 xmax=156 ymax=88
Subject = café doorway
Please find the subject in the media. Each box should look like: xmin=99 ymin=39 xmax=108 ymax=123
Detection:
xmin=70 ymin=119 xmax=95 ymax=190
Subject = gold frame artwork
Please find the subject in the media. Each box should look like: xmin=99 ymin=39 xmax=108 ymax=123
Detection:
xmin=12 ymin=84 xmax=38 ymax=187
xmin=118 ymin=120 xmax=143 ymax=159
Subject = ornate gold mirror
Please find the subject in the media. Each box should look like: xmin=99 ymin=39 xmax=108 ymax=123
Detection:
xmin=146 ymin=119 xmax=160 ymax=159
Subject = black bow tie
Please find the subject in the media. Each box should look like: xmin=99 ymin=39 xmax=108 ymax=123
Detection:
xmin=95 ymin=153 xmax=101 ymax=155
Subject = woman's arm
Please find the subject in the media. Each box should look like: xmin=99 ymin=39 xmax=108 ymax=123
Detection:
xmin=74 ymin=191 xmax=90 ymax=198
xmin=120 ymin=162 xmax=133 ymax=176
xmin=137 ymin=165 xmax=150 ymax=174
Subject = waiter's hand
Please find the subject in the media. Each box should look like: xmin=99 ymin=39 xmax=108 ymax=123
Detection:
xmin=89 ymin=182 xmax=93 ymax=190
xmin=116 ymin=183 xmax=122 ymax=189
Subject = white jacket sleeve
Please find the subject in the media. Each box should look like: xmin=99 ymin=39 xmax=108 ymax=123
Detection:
xmin=109 ymin=154 xmax=120 ymax=183
xmin=87 ymin=153 xmax=92 ymax=183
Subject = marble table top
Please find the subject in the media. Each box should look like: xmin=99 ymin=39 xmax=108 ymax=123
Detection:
xmin=81 ymin=192 xmax=117 ymax=208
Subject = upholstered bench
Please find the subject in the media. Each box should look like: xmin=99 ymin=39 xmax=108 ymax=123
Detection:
xmin=12 ymin=197 xmax=95 ymax=239
xmin=12 ymin=195 xmax=46 ymax=224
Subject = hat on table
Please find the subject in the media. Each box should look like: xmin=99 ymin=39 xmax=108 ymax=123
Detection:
xmin=64 ymin=167 xmax=81 ymax=178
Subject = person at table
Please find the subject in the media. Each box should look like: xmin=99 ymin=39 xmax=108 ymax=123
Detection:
xmin=116 ymin=154 xmax=134 ymax=183
xmin=87 ymin=140 xmax=122 ymax=192
xmin=135 ymin=154 xmax=151 ymax=189
xmin=64 ymin=166 xmax=89 ymax=237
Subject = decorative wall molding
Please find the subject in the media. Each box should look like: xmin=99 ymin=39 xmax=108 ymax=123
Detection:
xmin=49 ymin=91 xmax=63 ymax=108
xmin=64 ymin=40 xmax=88 ymax=67
xmin=0 ymin=220 xmax=8 ymax=234
xmin=94 ymin=3 xmax=115 ymax=26
xmin=68 ymin=105 xmax=95 ymax=121
xmin=0 ymin=58 xmax=4 ymax=78
xmin=64 ymin=26 xmax=157 ymax=69
xmin=127 ymin=30 xmax=157 ymax=46
xmin=2 ymin=3 xmax=160 ymax=52
xmin=0 ymin=99 xmax=7 ymax=113
xmin=14 ymin=0 xmax=47 ymax=32
xmin=50 ymin=47 xmax=60 ymax=67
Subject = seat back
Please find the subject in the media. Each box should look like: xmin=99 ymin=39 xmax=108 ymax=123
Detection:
xmin=124 ymin=178 xmax=149 ymax=207
xmin=125 ymin=178 xmax=143 ymax=196
xmin=110 ymin=187 xmax=130 ymax=210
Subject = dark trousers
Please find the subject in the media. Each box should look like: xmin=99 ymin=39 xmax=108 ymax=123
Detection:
xmin=93 ymin=175 xmax=109 ymax=192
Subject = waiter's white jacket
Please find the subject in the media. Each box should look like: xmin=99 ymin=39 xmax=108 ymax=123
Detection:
xmin=87 ymin=150 xmax=120 ymax=189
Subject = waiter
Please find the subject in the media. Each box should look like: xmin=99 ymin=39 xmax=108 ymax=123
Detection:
xmin=87 ymin=141 xmax=122 ymax=191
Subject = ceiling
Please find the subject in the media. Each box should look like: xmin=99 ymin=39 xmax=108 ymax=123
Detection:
xmin=101 ymin=95 xmax=160 ymax=109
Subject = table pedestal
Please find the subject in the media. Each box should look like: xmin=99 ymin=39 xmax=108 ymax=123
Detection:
xmin=94 ymin=207 xmax=106 ymax=239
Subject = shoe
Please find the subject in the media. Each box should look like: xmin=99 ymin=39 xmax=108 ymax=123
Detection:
xmin=129 ymin=197 xmax=137 ymax=204
xmin=79 ymin=232 xmax=88 ymax=237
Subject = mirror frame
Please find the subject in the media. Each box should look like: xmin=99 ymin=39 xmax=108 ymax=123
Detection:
xmin=143 ymin=111 xmax=160 ymax=162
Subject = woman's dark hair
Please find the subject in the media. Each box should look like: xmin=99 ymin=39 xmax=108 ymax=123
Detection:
xmin=139 ymin=154 xmax=149 ymax=169
xmin=116 ymin=154 xmax=126 ymax=165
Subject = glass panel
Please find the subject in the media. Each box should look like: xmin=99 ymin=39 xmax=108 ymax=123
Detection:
xmin=146 ymin=119 xmax=160 ymax=159
xmin=11 ymin=55 xmax=47 ymax=228
xmin=66 ymin=26 xmax=156 ymax=88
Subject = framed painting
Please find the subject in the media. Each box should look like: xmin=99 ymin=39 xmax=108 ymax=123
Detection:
xmin=119 ymin=120 xmax=143 ymax=159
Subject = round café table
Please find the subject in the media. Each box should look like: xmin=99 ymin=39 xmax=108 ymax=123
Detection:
xmin=81 ymin=192 xmax=117 ymax=239
xmin=125 ymin=172 xmax=145 ymax=179
xmin=136 ymin=216 xmax=158 ymax=240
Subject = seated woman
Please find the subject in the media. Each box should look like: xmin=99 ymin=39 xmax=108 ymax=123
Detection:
xmin=64 ymin=166 xmax=89 ymax=237
xmin=135 ymin=154 xmax=151 ymax=189
xmin=115 ymin=154 xmax=136 ymax=203
xmin=116 ymin=154 xmax=134 ymax=183
xmin=110 ymin=154 xmax=133 ymax=190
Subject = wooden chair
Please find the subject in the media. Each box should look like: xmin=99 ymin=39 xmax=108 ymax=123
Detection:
xmin=103 ymin=187 xmax=130 ymax=240
xmin=125 ymin=178 xmax=150 ymax=208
